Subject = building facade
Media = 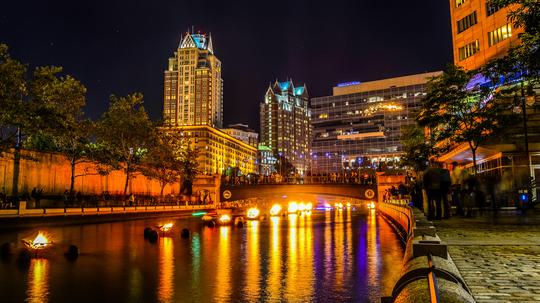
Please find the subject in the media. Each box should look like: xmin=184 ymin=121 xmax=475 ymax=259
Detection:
xmin=446 ymin=1 xmax=539 ymax=201
xmin=172 ymin=126 xmax=257 ymax=175
xmin=221 ymin=124 xmax=259 ymax=148
xmin=311 ymin=72 xmax=442 ymax=173
xmin=260 ymin=79 xmax=311 ymax=175
xmin=449 ymin=0 xmax=522 ymax=71
xmin=162 ymin=32 xmax=257 ymax=176
xmin=258 ymin=144 xmax=276 ymax=176
xmin=163 ymin=31 xmax=223 ymax=128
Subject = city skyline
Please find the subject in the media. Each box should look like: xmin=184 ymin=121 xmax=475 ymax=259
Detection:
xmin=0 ymin=0 xmax=452 ymax=131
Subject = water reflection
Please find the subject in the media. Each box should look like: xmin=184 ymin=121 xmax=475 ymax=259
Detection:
xmin=27 ymin=258 xmax=49 ymax=303
xmin=267 ymin=216 xmax=282 ymax=300
xmin=158 ymin=237 xmax=174 ymax=303
xmin=215 ymin=226 xmax=231 ymax=301
xmin=0 ymin=206 xmax=404 ymax=303
xmin=367 ymin=209 xmax=380 ymax=288
xmin=245 ymin=221 xmax=260 ymax=300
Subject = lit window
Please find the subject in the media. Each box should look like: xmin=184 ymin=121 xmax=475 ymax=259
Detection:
xmin=458 ymin=40 xmax=480 ymax=61
xmin=455 ymin=0 xmax=467 ymax=7
xmin=457 ymin=11 xmax=477 ymax=33
xmin=488 ymin=24 xmax=512 ymax=46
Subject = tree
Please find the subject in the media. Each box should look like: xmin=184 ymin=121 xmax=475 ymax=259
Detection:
xmin=141 ymin=130 xmax=186 ymax=197
xmin=0 ymin=44 xmax=27 ymax=153
xmin=400 ymin=124 xmax=441 ymax=173
xmin=28 ymin=66 xmax=90 ymax=195
xmin=417 ymin=65 xmax=513 ymax=174
xmin=95 ymin=93 xmax=154 ymax=195
xmin=178 ymin=138 xmax=199 ymax=196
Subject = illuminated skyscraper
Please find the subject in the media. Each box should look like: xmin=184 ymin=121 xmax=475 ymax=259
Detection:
xmin=164 ymin=31 xmax=223 ymax=128
xmin=260 ymin=79 xmax=311 ymax=175
xmin=162 ymin=32 xmax=256 ymax=175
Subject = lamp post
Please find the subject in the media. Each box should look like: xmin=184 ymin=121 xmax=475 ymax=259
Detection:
xmin=520 ymin=83 xmax=533 ymax=205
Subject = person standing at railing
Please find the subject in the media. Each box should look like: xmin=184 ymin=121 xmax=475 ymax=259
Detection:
xmin=439 ymin=163 xmax=451 ymax=219
xmin=423 ymin=162 xmax=442 ymax=220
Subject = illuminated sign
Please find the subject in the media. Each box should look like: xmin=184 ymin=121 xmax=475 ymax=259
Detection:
xmin=337 ymin=81 xmax=361 ymax=87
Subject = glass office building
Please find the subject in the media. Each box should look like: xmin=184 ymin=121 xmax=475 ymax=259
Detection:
xmin=311 ymin=72 xmax=441 ymax=173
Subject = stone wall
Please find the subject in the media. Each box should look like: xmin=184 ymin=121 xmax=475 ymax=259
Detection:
xmin=0 ymin=150 xmax=180 ymax=196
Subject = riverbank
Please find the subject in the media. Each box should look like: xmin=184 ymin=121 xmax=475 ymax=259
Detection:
xmin=434 ymin=210 xmax=540 ymax=303
xmin=0 ymin=204 xmax=214 ymax=230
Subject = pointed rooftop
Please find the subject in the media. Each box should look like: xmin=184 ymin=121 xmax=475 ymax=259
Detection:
xmin=179 ymin=30 xmax=214 ymax=54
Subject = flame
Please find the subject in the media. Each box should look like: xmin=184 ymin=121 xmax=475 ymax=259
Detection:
xmin=31 ymin=233 xmax=49 ymax=249
xmin=219 ymin=215 xmax=231 ymax=223
xmin=247 ymin=208 xmax=260 ymax=219
xmin=160 ymin=223 xmax=174 ymax=232
xmin=288 ymin=202 xmax=298 ymax=213
xmin=270 ymin=204 xmax=282 ymax=216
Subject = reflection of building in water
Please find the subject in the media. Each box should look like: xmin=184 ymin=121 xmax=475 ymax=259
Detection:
xmin=367 ymin=209 xmax=380 ymax=288
xmin=268 ymin=217 xmax=282 ymax=299
xmin=215 ymin=226 xmax=231 ymax=300
xmin=27 ymin=259 xmax=50 ymax=303
xmin=311 ymin=72 xmax=442 ymax=173
xmin=245 ymin=221 xmax=260 ymax=297
xmin=158 ymin=237 xmax=174 ymax=303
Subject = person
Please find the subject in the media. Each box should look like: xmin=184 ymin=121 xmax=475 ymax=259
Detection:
xmin=398 ymin=183 xmax=407 ymax=199
xmin=35 ymin=188 xmax=43 ymax=208
xmin=76 ymin=191 xmax=83 ymax=207
xmin=31 ymin=187 xmax=38 ymax=208
xmin=439 ymin=163 xmax=451 ymax=219
xmin=128 ymin=193 xmax=135 ymax=207
xmin=63 ymin=190 xmax=69 ymax=208
xmin=450 ymin=162 xmax=464 ymax=216
xmin=0 ymin=187 xmax=7 ymax=209
xmin=423 ymin=162 xmax=442 ymax=220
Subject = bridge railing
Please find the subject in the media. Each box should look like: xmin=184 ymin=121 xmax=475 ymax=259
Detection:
xmin=221 ymin=175 xmax=376 ymax=187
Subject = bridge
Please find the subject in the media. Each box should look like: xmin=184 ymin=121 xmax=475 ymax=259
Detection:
xmin=218 ymin=183 xmax=377 ymax=202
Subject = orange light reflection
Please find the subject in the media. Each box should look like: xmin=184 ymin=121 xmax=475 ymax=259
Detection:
xmin=26 ymin=258 xmax=50 ymax=303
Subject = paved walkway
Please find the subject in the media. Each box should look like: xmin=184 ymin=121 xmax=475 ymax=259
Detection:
xmin=434 ymin=209 xmax=540 ymax=303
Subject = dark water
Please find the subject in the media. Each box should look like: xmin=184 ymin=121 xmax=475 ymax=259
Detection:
xmin=0 ymin=208 xmax=403 ymax=303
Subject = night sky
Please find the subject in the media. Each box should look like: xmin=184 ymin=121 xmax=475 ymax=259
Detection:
xmin=1 ymin=0 xmax=452 ymax=131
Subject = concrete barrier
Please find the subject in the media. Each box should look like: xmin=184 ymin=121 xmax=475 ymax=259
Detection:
xmin=379 ymin=202 xmax=475 ymax=303
xmin=65 ymin=208 xmax=82 ymax=216
xmin=24 ymin=209 xmax=45 ymax=216
xmin=45 ymin=208 xmax=65 ymax=216
xmin=83 ymin=207 xmax=98 ymax=214
xmin=0 ymin=209 xmax=18 ymax=217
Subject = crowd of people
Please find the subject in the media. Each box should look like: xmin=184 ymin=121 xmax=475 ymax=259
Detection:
xmin=407 ymin=161 xmax=514 ymax=220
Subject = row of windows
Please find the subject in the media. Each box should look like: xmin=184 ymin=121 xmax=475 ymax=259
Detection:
xmin=488 ymin=23 xmax=512 ymax=46
xmin=455 ymin=1 xmax=503 ymax=17
xmin=458 ymin=40 xmax=480 ymax=61
xmin=486 ymin=2 xmax=502 ymax=16
xmin=457 ymin=11 xmax=477 ymax=33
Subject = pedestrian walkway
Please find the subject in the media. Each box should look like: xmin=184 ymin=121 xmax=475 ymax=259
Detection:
xmin=434 ymin=210 xmax=540 ymax=303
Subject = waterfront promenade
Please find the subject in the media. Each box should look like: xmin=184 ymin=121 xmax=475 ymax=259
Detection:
xmin=434 ymin=210 xmax=540 ymax=303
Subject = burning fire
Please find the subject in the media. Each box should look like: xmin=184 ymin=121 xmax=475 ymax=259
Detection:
xmin=27 ymin=233 xmax=50 ymax=250
xmin=160 ymin=223 xmax=174 ymax=232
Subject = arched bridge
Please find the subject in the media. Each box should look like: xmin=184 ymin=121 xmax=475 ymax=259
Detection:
xmin=219 ymin=184 xmax=377 ymax=202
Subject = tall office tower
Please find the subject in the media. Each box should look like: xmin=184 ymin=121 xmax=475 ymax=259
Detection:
xmin=163 ymin=31 xmax=223 ymax=128
xmin=311 ymin=72 xmax=442 ymax=174
xmin=260 ymin=79 xmax=311 ymax=175
xmin=449 ymin=0 xmax=522 ymax=71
